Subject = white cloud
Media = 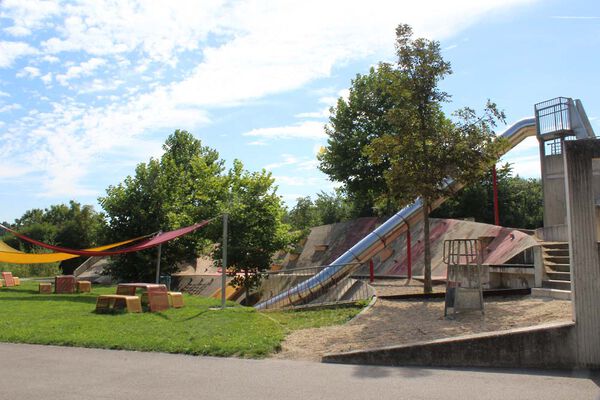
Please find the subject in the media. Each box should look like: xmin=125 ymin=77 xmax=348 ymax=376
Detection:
xmin=56 ymin=57 xmax=107 ymax=85
xmin=0 ymin=0 xmax=60 ymax=37
xmin=243 ymin=121 xmax=326 ymax=141
xmin=0 ymin=0 xmax=537 ymax=198
xmin=41 ymin=73 xmax=53 ymax=85
xmin=42 ymin=55 xmax=60 ymax=63
xmin=0 ymin=164 xmax=33 ymax=179
xmin=0 ymin=91 xmax=9 ymax=97
xmin=16 ymin=66 xmax=41 ymax=78
xmin=0 ymin=104 xmax=22 ymax=113
xmin=264 ymin=154 xmax=300 ymax=170
xmin=247 ymin=140 xmax=268 ymax=146
xmin=0 ymin=41 xmax=38 ymax=67
xmin=295 ymin=108 xmax=330 ymax=119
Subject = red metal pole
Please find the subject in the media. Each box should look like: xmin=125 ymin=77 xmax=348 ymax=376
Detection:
xmin=369 ymin=259 xmax=374 ymax=283
xmin=492 ymin=164 xmax=500 ymax=226
xmin=407 ymin=229 xmax=412 ymax=280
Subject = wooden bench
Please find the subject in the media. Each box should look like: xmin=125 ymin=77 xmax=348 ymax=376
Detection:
xmin=95 ymin=295 xmax=142 ymax=313
xmin=77 ymin=281 xmax=91 ymax=293
xmin=168 ymin=292 xmax=184 ymax=308
xmin=39 ymin=282 xmax=52 ymax=294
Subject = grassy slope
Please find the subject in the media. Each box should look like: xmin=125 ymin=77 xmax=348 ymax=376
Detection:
xmin=0 ymin=281 xmax=361 ymax=358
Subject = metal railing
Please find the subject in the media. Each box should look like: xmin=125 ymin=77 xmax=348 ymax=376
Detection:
xmin=257 ymin=263 xmax=375 ymax=310
xmin=535 ymin=97 xmax=571 ymax=136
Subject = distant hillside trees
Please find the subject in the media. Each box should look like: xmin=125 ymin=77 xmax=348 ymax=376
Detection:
xmin=285 ymin=191 xmax=351 ymax=232
xmin=432 ymin=164 xmax=543 ymax=229
xmin=3 ymin=201 xmax=106 ymax=274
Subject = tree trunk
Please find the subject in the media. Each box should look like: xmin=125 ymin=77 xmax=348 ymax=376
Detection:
xmin=423 ymin=198 xmax=432 ymax=293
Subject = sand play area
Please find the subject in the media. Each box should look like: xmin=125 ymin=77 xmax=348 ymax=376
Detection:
xmin=273 ymin=280 xmax=572 ymax=362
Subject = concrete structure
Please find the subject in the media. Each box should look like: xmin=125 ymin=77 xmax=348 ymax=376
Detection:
xmin=563 ymin=139 xmax=600 ymax=368
xmin=536 ymin=97 xmax=596 ymax=234
xmin=325 ymin=138 xmax=600 ymax=369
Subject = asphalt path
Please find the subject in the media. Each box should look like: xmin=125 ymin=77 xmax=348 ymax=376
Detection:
xmin=0 ymin=343 xmax=598 ymax=400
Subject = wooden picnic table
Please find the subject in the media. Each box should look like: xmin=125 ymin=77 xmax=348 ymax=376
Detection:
xmin=116 ymin=283 xmax=167 ymax=295
xmin=116 ymin=283 xmax=169 ymax=311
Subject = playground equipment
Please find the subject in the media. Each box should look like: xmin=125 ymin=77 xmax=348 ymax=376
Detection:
xmin=443 ymin=239 xmax=484 ymax=317
xmin=255 ymin=98 xmax=595 ymax=310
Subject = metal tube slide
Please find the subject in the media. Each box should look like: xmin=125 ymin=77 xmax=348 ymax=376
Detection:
xmin=255 ymin=117 xmax=537 ymax=310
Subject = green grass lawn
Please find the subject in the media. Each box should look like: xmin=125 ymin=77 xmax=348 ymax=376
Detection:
xmin=0 ymin=281 xmax=363 ymax=358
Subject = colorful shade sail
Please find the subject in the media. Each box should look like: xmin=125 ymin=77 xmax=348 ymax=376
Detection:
xmin=0 ymin=237 xmax=148 ymax=264
xmin=0 ymin=220 xmax=211 ymax=257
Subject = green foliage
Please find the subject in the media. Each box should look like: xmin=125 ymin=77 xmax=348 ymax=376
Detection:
xmin=0 ymin=281 xmax=362 ymax=358
xmin=432 ymin=164 xmax=543 ymax=229
xmin=320 ymin=24 xmax=507 ymax=293
xmin=285 ymin=191 xmax=352 ymax=232
xmin=99 ymin=130 xmax=225 ymax=282
xmin=0 ymin=263 xmax=61 ymax=278
xmin=318 ymin=64 xmax=401 ymax=217
xmin=215 ymin=160 xmax=292 ymax=294
xmin=3 ymin=201 xmax=106 ymax=274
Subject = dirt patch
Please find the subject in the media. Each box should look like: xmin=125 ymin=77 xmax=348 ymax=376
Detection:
xmin=272 ymin=291 xmax=572 ymax=362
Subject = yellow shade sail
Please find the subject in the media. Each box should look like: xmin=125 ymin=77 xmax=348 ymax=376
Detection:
xmin=0 ymin=238 xmax=143 ymax=264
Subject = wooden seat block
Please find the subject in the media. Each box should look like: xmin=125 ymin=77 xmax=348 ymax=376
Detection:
xmin=39 ymin=282 xmax=52 ymax=294
xmin=55 ymin=275 xmax=76 ymax=294
xmin=147 ymin=291 xmax=170 ymax=312
xmin=95 ymin=295 xmax=142 ymax=313
xmin=168 ymin=292 xmax=184 ymax=308
xmin=2 ymin=272 xmax=15 ymax=287
xmin=13 ymin=277 xmax=20 ymax=286
xmin=77 ymin=281 xmax=91 ymax=293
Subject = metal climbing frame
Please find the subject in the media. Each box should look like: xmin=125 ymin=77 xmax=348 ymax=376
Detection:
xmin=443 ymin=239 xmax=484 ymax=317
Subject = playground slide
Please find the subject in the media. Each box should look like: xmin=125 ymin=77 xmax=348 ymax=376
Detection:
xmin=255 ymin=100 xmax=596 ymax=310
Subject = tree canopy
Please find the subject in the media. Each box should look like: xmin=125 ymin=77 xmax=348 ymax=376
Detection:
xmin=99 ymin=130 xmax=226 ymax=281
xmin=318 ymin=64 xmax=400 ymax=217
xmin=212 ymin=160 xmax=292 ymax=300
xmin=321 ymin=24 xmax=507 ymax=292
xmin=99 ymin=129 xmax=292 ymax=285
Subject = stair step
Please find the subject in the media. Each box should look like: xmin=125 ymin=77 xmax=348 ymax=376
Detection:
xmin=531 ymin=287 xmax=571 ymax=300
xmin=545 ymin=263 xmax=571 ymax=272
xmin=542 ymin=279 xmax=572 ymax=291
xmin=547 ymin=272 xmax=571 ymax=281
xmin=545 ymin=249 xmax=569 ymax=257
xmin=542 ymin=242 xmax=569 ymax=250
xmin=545 ymin=255 xmax=570 ymax=263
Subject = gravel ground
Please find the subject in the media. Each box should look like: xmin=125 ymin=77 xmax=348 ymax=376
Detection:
xmin=273 ymin=282 xmax=572 ymax=361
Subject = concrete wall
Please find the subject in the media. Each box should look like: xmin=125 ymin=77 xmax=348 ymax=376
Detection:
xmin=541 ymin=151 xmax=600 ymax=235
xmin=564 ymin=139 xmax=600 ymax=368
xmin=542 ymin=154 xmax=568 ymax=227
xmin=323 ymin=322 xmax=576 ymax=369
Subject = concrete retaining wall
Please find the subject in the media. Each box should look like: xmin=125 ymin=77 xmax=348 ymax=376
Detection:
xmin=322 ymin=322 xmax=576 ymax=369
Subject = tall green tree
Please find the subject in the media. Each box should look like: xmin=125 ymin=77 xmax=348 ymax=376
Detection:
xmin=367 ymin=24 xmax=506 ymax=292
xmin=318 ymin=64 xmax=401 ymax=217
xmin=99 ymin=130 xmax=225 ymax=281
xmin=214 ymin=160 xmax=292 ymax=303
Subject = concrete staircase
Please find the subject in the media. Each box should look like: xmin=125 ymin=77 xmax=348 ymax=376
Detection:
xmin=532 ymin=242 xmax=571 ymax=300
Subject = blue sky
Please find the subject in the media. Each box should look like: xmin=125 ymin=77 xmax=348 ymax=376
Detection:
xmin=1 ymin=0 xmax=599 ymax=223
